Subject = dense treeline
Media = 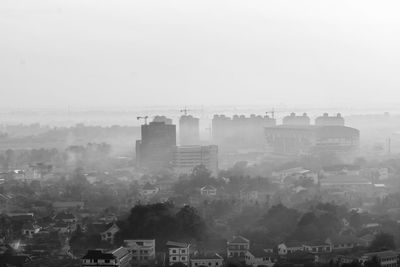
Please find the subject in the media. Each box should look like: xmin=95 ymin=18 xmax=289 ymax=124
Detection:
xmin=114 ymin=202 xmax=207 ymax=249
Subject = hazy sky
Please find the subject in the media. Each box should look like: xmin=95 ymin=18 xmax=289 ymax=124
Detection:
xmin=1 ymin=0 xmax=400 ymax=109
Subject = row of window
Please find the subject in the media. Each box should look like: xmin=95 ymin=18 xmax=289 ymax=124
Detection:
xmin=193 ymin=262 xmax=220 ymax=266
xmin=171 ymin=256 xmax=187 ymax=261
xmin=170 ymin=249 xmax=187 ymax=254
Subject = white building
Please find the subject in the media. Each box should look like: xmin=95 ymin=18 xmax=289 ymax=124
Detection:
xmin=173 ymin=145 xmax=218 ymax=177
xmin=166 ymin=241 xmax=190 ymax=266
xmin=140 ymin=183 xmax=160 ymax=197
xmin=124 ymin=239 xmax=155 ymax=267
xmin=200 ymin=185 xmax=217 ymax=197
xmin=227 ymin=236 xmax=250 ymax=259
xmin=278 ymin=242 xmax=304 ymax=255
xmin=191 ymin=253 xmax=223 ymax=267
xmin=81 ymin=248 xmax=131 ymax=267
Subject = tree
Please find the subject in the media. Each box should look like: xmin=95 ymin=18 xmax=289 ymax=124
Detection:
xmin=364 ymin=256 xmax=381 ymax=267
xmin=369 ymin=232 xmax=396 ymax=251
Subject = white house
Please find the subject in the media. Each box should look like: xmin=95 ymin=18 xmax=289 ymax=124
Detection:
xmin=200 ymin=185 xmax=217 ymax=197
xmin=167 ymin=241 xmax=190 ymax=266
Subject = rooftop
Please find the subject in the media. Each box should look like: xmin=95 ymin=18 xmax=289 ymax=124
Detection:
xmin=166 ymin=241 xmax=190 ymax=248
xmin=228 ymin=236 xmax=250 ymax=244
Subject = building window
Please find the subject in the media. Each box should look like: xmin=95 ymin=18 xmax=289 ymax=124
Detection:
xmin=105 ymin=260 xmax=110 ymax=263
xmin=172 ymin=249 xmax=178 ymax=254
xmin=181 ymin=249 xmax=186 ymax=254
xmin=172 ymin=257 xmax=177 ymax=261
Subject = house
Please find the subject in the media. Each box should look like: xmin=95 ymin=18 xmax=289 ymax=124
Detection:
xmin=200 ymin=185 xmax=217 ymax=197
xmin=53 ymin=212 xmax=77 ymax=224
xmin=166 ymin=241 xmax=190 ymax=266
xmin=191 ymin=253 xmax=223 ymax=267
xmin=227 ymin=236 xmax=250 ymax=259
xmin=245 ymin=248 xmax=277 ymax=267
xmin=272 ymin=167 xmax=318 ymax=185
xmin=21 ymin=223 xmax=41 ymax=238
xmin=239 ymin=190 xmax=259 ymax=204
xmin=322 ymin=165 xmax=361 ymax=176
xmin=53 ymin=221 xmax=71 ymax=234
xmin=361 ymin=250 xmax=399 ymax=267
xmin=302 ymin=241 xmax=332 ymax=254
xmin=326 ymin=235 xmax=360 ymax=251
xmin=52 ymin=201 xmax=84 ymax=211
xmin=101 ymin=223 xmax=120 ymax=244
xmin=124 ymin=239 xmax=155 ymax=267
xmin=278 ymin=242 xmax=304 ymax=255
xmin=82 ymin=247 xmax=132 ymax=267
xmin=140 ymin=183 xmax=159 ymax=197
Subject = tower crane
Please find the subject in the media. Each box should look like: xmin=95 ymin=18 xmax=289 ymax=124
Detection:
xmin=265 ymin=109 xmax=275 ymax=119
xmin=180 ymin=107 xmax=190 ymax=116
xmin=137 ymin=116 xmax=149 ymax=125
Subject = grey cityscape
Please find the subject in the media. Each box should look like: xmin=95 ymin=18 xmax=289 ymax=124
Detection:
xmin=2 ymin=1 xmax=400 ymax=267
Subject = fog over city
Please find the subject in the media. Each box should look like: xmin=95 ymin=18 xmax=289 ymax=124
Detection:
xmin=2 ymin=0 xmax=400 ymax=108
xmin=3 ymin=1 xmax=400 ymax=267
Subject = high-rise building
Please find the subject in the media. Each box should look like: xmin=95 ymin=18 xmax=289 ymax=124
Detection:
xmin=265 ymin=112 xmax=359 ymax=155
xmin=315 ymin=113 xmax=345 ymax=126
xmin=179 ymin=115 xmax=200 ymax=145
xmin=212 ymin=114 xmax=276 ymax=150
xmin=136 ymin=120 xmax=176 ymax=170
xmin=173 ymin=145 xmax=218 ymax=177
xmin=282 ymin=113 xmax=310 ymax=126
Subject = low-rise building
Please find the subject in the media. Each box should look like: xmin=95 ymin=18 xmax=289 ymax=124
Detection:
xmin=140 ymin=183 xmax=160 ymax=197
xmin=101 ymin=223 xmax=120 ymax=244
xmin=302 ymin=241 xmax=332 ymax=254
xmin=124 ymin=239 xmax=155 ymax=267
xmin=227 ymin=236 xmax=250 ymax=259
xmin=200 ymin=185 xmax=217 ymax=197
xmin=278 ymin=242 xmax=304 ymax=255
xmin=21 ymin=223 xmax=41 ymax=238
xmin=166 ymin=241 xmax=190 ymax=266
xmin=173 ymin=145 xmax=218 ymax=177
xmin=191 ymin=253 xmax=223 ymax=267
xmin=361 ymin=251 xmax=398 ymax=267
xmin=82 ymin=248 xmax=132 ymax=267
xmin=245 ymin=248 xmax=277 ymax=267
xmin=53 ymin=212 xmax=77 ymax=224
xmin=326 ymin=235 xmax=359 ymax=251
